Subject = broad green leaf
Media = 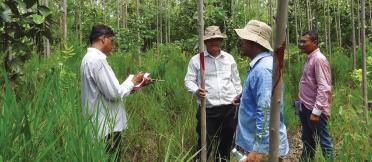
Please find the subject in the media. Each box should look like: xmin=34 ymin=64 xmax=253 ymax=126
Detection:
xmin=32 ymin=14 xmax=45 ymax=24
xmin=0 ymin=3 xmax=13 ymax=22
xmin=23 ymin=0 xmax=37 ymax=9
xmin=15 ymin=0 xmax=26 ymax=11
xmin=38 ymin=6 xmax=51 ymax=17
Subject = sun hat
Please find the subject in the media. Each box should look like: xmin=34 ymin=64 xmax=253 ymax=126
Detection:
xmin=203 ymin=26 xmax=227 ymax=41
xmin=234 ymin=20 xmax=273 ymax=52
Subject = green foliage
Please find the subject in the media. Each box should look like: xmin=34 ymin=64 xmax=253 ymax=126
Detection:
xmin=0 ymin=0 xmax=52 ymax=82
xmin=350 ymin=69 xmax=363 ymax=87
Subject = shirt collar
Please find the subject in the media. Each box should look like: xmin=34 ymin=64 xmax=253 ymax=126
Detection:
xmin=249 ymin=51 xmax=271 ymax=69
xmin=87 ymin=47 xmax=107 ymax=59
xmin=307 ymin=48 xmax=320 ymax=59
xmin=204 ymin=50 xmax=225 ymax=58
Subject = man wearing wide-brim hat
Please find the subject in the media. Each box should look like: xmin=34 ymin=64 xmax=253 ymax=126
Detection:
xmin=185 ymin=26 xmax=242 ymax=162
xmin=232 ymin=20 xmax=289 ymax=162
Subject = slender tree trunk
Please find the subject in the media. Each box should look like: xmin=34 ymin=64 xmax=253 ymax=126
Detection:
xmin=197 ymin=0 xmax=206 ymax=161
xmin=75 ymin=0 xmax=82 ymax=45
xmin=156 ymin=0 xmax=159 ymax=45
xmin=269 ymin=0 xmax=288 ymax=161
xmin=269 ymin=0 xmax=274 ymax=46
xmin=123 ymin=0 xmax=128 ymax=28
xmin=168 ymin=1 xmax=171 ymax=43
xmin=310 ymin=0 xmax=313 ymax=30
xmin=43 ymin=0 xmax=50 ymax=57
xmin=352 ymin=0 xmax=357 ymax=69
xmin=324 ymin=0 xmax=328 ymax=53
xmin=165 ymin=0 xmax=168 ymax=43
xmin=256 ymin=0 xmax=260 ymax=19
xmin=295 ymin=0 xmax=299 ymax=43
xmin=306 ymin=0 xmax=311 ymax=30
xmin=369 ymin=0 xmax=372 ymax=38
xmin=338 ymin=0 xmax=342 ymax=46
xmin=328 ymin=0 xmax=332 ymax=55
xmin=136 ymin=0 xmax=141 ymax=65
xmin=117 ymin=0 xmax=120 ymax=32
xmin=160 ymin=0 xmax=163 ymax=44
xmin=103 ymin=0 xmax=107 ymax=23
xmin=287 ymin=20 xmax=290 ymax=70
xmin=63 ymin=0 xmax=67 ymax=46
xmin=357 ymin=0 xmax=361 ymax=46
xmin=361 ymin=0 xmax=369 ymax=123
xmin=335 ymin=4 xmax=340 ymax=47
xmin=59 ymin=9 xmax=63 ymax=49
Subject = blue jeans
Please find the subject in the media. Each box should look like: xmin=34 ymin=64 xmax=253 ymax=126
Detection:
xmin=299 ymin=107 xmax=334 ymax=161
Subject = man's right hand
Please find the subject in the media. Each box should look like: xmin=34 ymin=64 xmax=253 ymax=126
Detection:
xmin=196 ymin=88 xmax=207 ymax=98
xmin=232 ymin=94 xmax=241 ymax=106
xmin=132 ymin=71 xmax=144 ymax=85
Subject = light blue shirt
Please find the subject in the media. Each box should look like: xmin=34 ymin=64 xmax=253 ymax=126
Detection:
xmin=235 ymin=52 xmax=289 ymax=156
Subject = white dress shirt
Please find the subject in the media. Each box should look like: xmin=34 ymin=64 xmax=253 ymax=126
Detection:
xmin=184 ymin=50 xmax=242 ymax=108
xmin=81 ymin=48 xmax=134 ymax=138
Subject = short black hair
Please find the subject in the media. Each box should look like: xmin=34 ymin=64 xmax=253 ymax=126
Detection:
xmin=302 ymin=30 xmax=318 ymax=45
xmin=89 ymin=24 xmax=115 ymax=44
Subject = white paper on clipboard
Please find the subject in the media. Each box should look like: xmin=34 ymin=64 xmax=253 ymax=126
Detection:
xmin=124 ymin=72 xmax=150 ymax=87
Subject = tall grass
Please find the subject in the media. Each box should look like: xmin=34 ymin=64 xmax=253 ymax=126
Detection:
xmin=0 ymin=43 xmax=371 ymax=161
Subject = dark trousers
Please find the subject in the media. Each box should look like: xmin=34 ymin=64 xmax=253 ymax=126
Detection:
xmin=106 ymin=132 xmax=122 ymax=162
xmin=196 ymin=104 xmax=236 ymax=162
xmin=299 ymin=107 xmax=334 ymax=161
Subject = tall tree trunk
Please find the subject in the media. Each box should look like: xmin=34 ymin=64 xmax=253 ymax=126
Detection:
xmin=123 ymin=0 xmax=128 ymax=28
xmin=256 ymin=0 xmax=260 ymax=19
xmin=269 ymin=0 xmax=288 ymax=161
xmin=160 ymin=0 xmax=163 ymax=44
xmin=117 ymin=0 xmax=120 ymax=32
xmin=357 ymin=0 xmax=361 ymax=46
xmin=361 ymin=0 xmax=369 ymax=123
xmin=168 ymin=1 xmax=171 ymax=43
xmin=328 ymin=0 xmax=332 ymax=55
xmin=75 ymin=0 xmax=82 ymax=45
xmin=136 ymin=0 xmax=141 ymax=65
xmin=335 ymin=4 xmax=340 ymax=47
xmin=370 ymin=0 xmax=372 ymax=38
xmin=269 ymin=0 xmax=273 ymax=46
xmin=324 ymin=0 xmax=328 ymax=53
xmin=63 ymin=0 xmax=67 ymax=46
xmin=295 ymin=0 xmax=299 ymax=43
xmin=306 ymin=0 xmax=311 ymax=30
xmin=338 ymin=0 xmax=342 ymax=46
xmin=352 ymin=0 xmax=357 ymax=69
xmin=156 ymin=0 xmax=159 ymax=45
xmin=43 ymin=0 xmax=50 ymax=57
xmin=165 ymin=0 xmax=168 ymax=43
xmin=197 ymin=0 xmax=206 ymax=161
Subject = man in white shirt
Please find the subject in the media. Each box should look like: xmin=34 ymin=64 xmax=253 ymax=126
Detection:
xmin=184 ymin=26 xmax=242 ymax=162
xmin=80 ymin=24 xmax=151 ymax=161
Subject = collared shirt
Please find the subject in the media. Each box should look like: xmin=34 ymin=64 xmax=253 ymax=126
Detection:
xmin=299 ymin=48 xmax=332 ymax=116
xmin=184 ymin=50 xmax=242 ymax=108
xmin=81 ymin=48 xmax=134 ymax=138
xmin=235 ymin=52 xmax=289 ymax=156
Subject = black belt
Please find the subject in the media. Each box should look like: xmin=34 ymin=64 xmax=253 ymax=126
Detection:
xmin=235 ymin=145 xmax=250 ymax=155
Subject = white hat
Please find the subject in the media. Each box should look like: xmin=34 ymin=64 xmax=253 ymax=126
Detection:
xmin=235 ymin=20 xmax=273 ymax=52
xmin=203 ymin=26 xmax=227 ymax=41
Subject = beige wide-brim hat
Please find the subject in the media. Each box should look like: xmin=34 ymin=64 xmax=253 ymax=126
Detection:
xmin=203 ymin=26 xmax=227 ymax=41
xmin=234 ymin=20 xmax=273 ymax=52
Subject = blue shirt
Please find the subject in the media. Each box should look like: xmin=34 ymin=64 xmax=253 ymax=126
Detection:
xmin=235 ymin=52 xmax=289 ymax=156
